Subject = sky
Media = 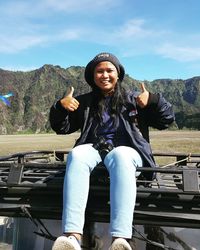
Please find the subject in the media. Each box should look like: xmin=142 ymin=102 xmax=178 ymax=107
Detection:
xmin=0 ymin=0 xmax=200 ymax=81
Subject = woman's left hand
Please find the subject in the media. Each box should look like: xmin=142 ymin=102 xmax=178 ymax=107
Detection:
xmin=136 ymin=83 xmax=149 ymax=108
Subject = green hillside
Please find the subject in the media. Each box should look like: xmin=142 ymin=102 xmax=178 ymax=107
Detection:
xmin=0 ymin=65 xmax=199 ymax=134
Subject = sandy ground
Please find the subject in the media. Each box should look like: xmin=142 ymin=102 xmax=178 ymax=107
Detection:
xmin=0 ymin=130 xmax=199 ymax=157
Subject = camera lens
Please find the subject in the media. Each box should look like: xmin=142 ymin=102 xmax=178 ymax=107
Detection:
xmin=92 ymin=137 xmax=114 ymax=160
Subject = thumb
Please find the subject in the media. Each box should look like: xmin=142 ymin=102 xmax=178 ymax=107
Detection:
xmin=67 ymin=86 xmax=74 ymax=97
xmin=140 ymin=82 xmax=147 ymax=93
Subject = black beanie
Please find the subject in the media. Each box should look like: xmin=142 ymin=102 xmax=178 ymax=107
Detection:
xmin=84 ymin=52 xmax=125 ymax=87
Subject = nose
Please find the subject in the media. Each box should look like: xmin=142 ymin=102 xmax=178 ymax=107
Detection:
xmin=102 ymin=71 xmax=109 ymax=78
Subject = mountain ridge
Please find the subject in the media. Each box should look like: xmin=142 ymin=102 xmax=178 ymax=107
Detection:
xmin=0 ymin=64 xmax=199 ymax=134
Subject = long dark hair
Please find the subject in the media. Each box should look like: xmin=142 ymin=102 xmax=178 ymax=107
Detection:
xmin=91 ymin=80 xmax=127 ymax=126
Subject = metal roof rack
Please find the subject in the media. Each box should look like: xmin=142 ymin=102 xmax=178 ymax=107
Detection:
xmin=0 ymin=150 xmax=199 ymax=229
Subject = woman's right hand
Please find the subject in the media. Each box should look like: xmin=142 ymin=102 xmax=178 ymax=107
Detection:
xmin=60 ymin=86 xmax=80 ymax=112
xmin=136 ymin=83 xmax=149 ymax=108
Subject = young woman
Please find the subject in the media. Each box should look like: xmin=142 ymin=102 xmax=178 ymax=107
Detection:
xmin=50 ymin=52 xmax=175 ymax=250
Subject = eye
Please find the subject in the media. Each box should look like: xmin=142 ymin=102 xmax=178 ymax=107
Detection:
xmin=107 ymin=69 xmax=114 ymax=73
xmin=99 ymin=69 xmax=104 ymax=73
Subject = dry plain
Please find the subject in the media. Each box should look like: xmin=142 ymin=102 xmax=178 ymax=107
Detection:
xmin=0 ymin=130 xmax=199 ymax=165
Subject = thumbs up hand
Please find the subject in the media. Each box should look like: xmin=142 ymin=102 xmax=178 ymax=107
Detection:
xmin=60 ymin=86 xmax=80 ymax=112
xmin=136 ymin=83 xmax=149 ymax=108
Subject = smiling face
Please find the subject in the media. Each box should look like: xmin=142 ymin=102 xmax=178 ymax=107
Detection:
xmin=94 ymin=61 xmax=119 ymax=95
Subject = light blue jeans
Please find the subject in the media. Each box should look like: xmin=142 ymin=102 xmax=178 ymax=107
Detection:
xmin=62 ymin=144 xmax=143 ymax=239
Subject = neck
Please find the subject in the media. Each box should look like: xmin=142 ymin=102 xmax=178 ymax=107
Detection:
xmin=102 ymin=89 xmax=115 ymax=97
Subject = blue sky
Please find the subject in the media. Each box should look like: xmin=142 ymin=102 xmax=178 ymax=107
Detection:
xmin=0 ymin=0 xmax=200 ymax=81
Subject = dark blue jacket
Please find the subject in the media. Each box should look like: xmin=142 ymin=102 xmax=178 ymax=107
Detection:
xmin=49 ymin=91 xmax=175 ymax=175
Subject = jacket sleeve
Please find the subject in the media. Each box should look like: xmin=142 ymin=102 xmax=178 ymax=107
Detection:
xmin=49 ymin=100 xmax=81 ymax=134
xmin=140 ymin=93 xmax=175 ymax=130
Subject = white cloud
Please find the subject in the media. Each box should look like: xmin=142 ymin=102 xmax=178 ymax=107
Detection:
xmin=0 ymin=34 xmax=47 ymax=53
xmin=94 ymin=19 xmax=200 ymax=63
xmin=0 ymin=0 xmax=122 ymax=53
xmin=0 ymin=0 xmax=200 ymax=66
xmin=115 ymin=19 xmax=156 ymax=39
xmin=56 ymin=29 xmax=83 ymax=41
xmin=0 ymin=0 xmax=120 ymax=17
xmin=0 ymin=65 xmax=38 ymax=72
xmin=81 ymin=18 xmax=168 ymax=57
xmin=42 ymin=0 xmax=121 ymax=12
xmin=157 ymin=43 xmax=200 ymax=62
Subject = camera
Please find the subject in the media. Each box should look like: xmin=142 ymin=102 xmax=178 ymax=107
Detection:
xmin=93 ymin=137 xmax=114 ymax=160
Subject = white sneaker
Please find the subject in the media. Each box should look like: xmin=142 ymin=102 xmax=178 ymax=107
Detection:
xmin=109 ymin=238 xmax=132 ymax=250
xmin=52 ymin=235 xmax=81 ymax=250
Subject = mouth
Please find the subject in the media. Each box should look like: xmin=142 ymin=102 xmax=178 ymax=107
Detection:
xmin=101 ymin=80 xmax=110 ymax=84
